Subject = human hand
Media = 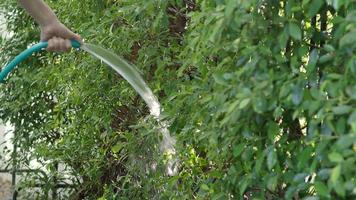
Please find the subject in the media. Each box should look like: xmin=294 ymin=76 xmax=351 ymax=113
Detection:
xmin=40 ymin=21 xmax=82 ymax=52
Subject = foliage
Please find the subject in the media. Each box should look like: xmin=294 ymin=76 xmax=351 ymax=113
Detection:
xmin=1 ymin=0 xmax=356 ymax=199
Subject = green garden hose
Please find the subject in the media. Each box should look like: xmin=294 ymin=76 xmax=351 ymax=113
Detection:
xmin=0 ymin=40 xmax=81 ymax=82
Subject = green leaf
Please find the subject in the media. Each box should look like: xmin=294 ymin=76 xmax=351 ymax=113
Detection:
xmin=348 ymin=111 xmax=356 ymax=127
xmin=334 ymin=181 xmax=346 ymax=197
xmin=332 ymin=105 xmax=352 ymax=115
xmin=278 ymin=27 xmax=289 ymax=49
xmin=317 ymin=169 xmax=331 ymax=180
xmin=239 ymin=177 xmax=250 ymax=195
xmin=212 ymin=193 xmax=225 ymax=200
xmin=347 ymin=111 xmax=356 ymax=133
xmin=303 ymin=0 xmax=311 ymax=6
xmin=289 ymin=22 xmax=302 ymax=40
xmin=111 ymin=142 xmax=124 ymax=153
xmin=314 ymin=181 xmax=329 ymax=197
xmin=323 ymin=44 xmax=335 ymax=52
xmin=308 ymin=0 xmax=324 ymax=17
xmin=213 ymin=73 xmax=229 ymax=86
xmin=319 ymin=53 xmax=334 ymax=64
xmin=332 ymin=0 xmax=345 ymax=11
xmin=209 ymin=18 xmax=224 ymax=42
xmin=304 ymin=197 xmax=319 ymax=200
xmin=267 ymin=148 xmax=277 ymax=170
xmin=284 ymin=186 xmax=297 ymax=199
xmin=292 ymin=84 xmax=303 ymax=105
xmin=225 ymin=0 xmax=237 ymax=17
xmin=227 ymin=100 xmax=240 ymax=114
xmin=293 ymin=173 xmax=308 ymax=182
xmin=331 ymin=165 xmax=341 ymax=184
xmin=336 ymin=117 xmax=346 ymax=134
xmin=327 ymin=73 xmax=342 ymax=79
xmin=298 ymin=147 xmax=313 ymax=168
xmin=233 ymin=143 xmax=245 ymax=157
xmin=336 ymin=135 xmax=356 ymax=149
xmin=239 ymin=98 xmax=251 ymax=109
xmin=307 ymin=49 xmax=319 ymax=72
xmin=267 ymin=175 xmax=278 ymax=191
xmin=339 ymin=31 xmax=356 ymax=47
xmin=252 ymin=97 xmax=268 ymax=113
xmin=328 ymin=152 xmax=343 ymax=163
xmin=201 ymin=184 xmax=209 ymax=191
xmin=255 ymin=154 xmax=264 ymax=173
xmin=267 ymin=122 xmax=279 ymax=141
xmin=273 ymin=106 xmax=283 ymax=118
xmin=209 ymin=170 xmax=223 ymax=179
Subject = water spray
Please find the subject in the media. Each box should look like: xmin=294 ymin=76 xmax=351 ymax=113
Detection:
xmin=0 ymin=40 xmax=178 ymax=175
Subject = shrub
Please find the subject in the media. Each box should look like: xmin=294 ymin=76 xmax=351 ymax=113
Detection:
xmin=1 ymin=0 xmax=355 ymax=199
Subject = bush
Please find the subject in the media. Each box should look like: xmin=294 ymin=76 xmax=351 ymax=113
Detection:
xmin=1 ymin=0 xmax=355 ymax=199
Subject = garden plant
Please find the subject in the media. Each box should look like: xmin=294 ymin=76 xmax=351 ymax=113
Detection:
xmin=0 ymin=0 xmax=355 ymax=199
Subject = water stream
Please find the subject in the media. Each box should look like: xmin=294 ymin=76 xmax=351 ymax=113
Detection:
xmin=81 ymin=44 xmax=177 ymax=175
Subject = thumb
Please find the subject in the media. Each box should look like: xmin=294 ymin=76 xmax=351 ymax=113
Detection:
xmin=59 ymin=28 xmax=82 ymax=42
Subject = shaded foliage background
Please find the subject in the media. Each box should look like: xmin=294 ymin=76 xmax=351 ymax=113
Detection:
xmin=0 ymin=0 xmax=355 ymax=199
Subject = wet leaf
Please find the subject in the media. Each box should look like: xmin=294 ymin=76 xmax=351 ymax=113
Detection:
xmin=289 ymin=23 xmax=302 ymax=40
xmin=267 ymin=148 xmax=277 ymax=170
xmin=332 ymin=105 xmax=352 ymax=115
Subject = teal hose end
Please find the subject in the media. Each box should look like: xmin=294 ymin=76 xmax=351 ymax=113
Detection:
xmin=71 ymin=40 xmax=81 ymax=49
xmin=0 ymin=40 xmax=81 ymax=82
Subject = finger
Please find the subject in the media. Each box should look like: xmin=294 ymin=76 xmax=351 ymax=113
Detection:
xmin=46 ymin=38 xmax=56 ymax=52
xmin=72 ymin=33 xmax=82 ymax=43
xmin=52 ymin=37 xmax=61 ymax=52
xmin=64 ymin=39 xmax=72 ymax=52
xmin=57 ymin=38 xmax=66 ymax=52
xmin=59 ymin=39 xmax=69 ymax=52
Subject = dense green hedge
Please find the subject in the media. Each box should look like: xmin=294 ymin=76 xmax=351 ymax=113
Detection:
xmin=1 ymin=0 xmax=355 ymax=199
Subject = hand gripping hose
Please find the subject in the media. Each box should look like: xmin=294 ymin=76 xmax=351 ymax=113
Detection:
xmin=0 ymin=40 xmax=81 ymax=82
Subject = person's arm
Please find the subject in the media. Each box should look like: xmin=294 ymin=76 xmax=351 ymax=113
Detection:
xmin=18 ymin=0 xmax=81 ymax=52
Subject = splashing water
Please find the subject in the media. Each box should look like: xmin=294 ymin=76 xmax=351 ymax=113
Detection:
xmin=81 ymin=44 xmax=177 ymax=175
